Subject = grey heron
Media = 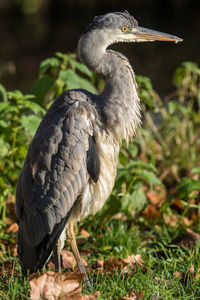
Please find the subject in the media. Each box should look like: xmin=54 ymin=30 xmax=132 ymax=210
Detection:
xmin=16 ymin=11 xmax=182 ymax=283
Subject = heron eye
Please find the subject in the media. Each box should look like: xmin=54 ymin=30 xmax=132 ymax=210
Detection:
xmin=122 ymin=26 xmax=128 ymax=32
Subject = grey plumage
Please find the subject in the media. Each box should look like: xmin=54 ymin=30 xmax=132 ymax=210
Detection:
xmin=17 ymin=92 xmax=98 ymax=274
xmin=16 ymin=11 xmax=182 ymax=276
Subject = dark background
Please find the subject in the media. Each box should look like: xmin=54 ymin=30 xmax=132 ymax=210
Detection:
xmin=0 ymin=0 xmax=199 ymax=95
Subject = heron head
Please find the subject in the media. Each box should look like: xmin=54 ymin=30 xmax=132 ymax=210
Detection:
xmin=78 ymin=11 xmax=182 ymax=71
xmin=84 ymin=10 xmax=183 ymax=45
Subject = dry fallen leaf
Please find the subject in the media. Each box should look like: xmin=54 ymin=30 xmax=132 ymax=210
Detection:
xmin=48 ymin=250 xmax=87 ymax=271
xmin=6 ymin=223 xmax=18 ymax=233
xmin=181 ymin=264 xmax=200 ymax=282
xmin=146 ymin=190 xmax=165 ymax=207
xmin=7 ymin=244 xmax=18 ymax=256
xmin=173 ymin=228 xmax=200 ymax=248
xmin=154 ymin=276 xmax=170 ymax=285
xmin=124 ymin=254 xmax=142 ymax=266
xmin=104 ymin=257 xmax=127 ymax=274
xmin=187 ymin=264 xmax=195 ymax=279
xmin=91 ymin=259 xmax=104 ymax=274
xmin=113 ymin=292 xmax=144 ymax=300
xmin=112 ymin=213 xmax=127 ymax=221
xmin=30 ymin=271 xmax=84 ymax=300
xmin=135 ymin=291 xmax=144 ymax=299
xmin=171 ymin=199 xmax=184 ymax=211
xmin=164 ymin=215 xmax=179 ymax=227
xmin=93 ymin=254 xmax=143 ymax=276
xmin=142 ymin=204 xmax=161 ymax=219
xmin=79 ymin=229 xmax=91 ymax=238
xmin=123 ymin=255 xmax=143 ymax=273
xmin=63 ymin=291 xmax=100 ymax=300
xmin=62 ymin=250 xmax=77 ymax=269
xmin=182 ymin=217 xmax=193 ymax=226
xmin=173 ymin=271 xmax=182 ymax=278
xmin=186 ymin=228 xmax=200 ymax=241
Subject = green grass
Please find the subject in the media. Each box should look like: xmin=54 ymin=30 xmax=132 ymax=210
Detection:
xmin=82 ymin=215 xmax=200 ymax=299
xmin=1 ymin=213 xmax=199 ymax=299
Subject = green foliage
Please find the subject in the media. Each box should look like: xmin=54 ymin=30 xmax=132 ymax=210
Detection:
xmin=107 ymin=145 xmax=162 ymax=217
xmin=32 ymin=52 xmax=97 ymax=106
xmin=136 ymin=75 xmax=159 ymax=110
xmin=178 ymin=167 xmax=200 ymax=200
xmin=0 ymin=87 xmax=45 ymax=218
xmin=136 ymin=62 xmax=200 ymax=184
xmin=173 ymin=61 xmax=200 ymax=106
xmin=178 ymin=177 xmax=200 ymax=200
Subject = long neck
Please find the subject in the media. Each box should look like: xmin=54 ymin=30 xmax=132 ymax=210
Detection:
xmin=78 ymin=34 xmax=141 ymax=143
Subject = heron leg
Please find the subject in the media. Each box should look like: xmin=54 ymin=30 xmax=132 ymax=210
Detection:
xmin=53 ymin=238 xmax=62 ymax=272
xmin=66 ymin=221 xmax=92 ymax=290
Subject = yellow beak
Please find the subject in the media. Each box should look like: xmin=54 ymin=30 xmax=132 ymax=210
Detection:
xmin=132 ymin=26 xmax=183 ymax=43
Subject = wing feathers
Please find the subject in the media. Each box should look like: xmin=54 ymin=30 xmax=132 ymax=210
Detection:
xmin=87 ymin=135 xmax=100 ymax=182
xmin=16 ymin=92 xmax=100 ymax=275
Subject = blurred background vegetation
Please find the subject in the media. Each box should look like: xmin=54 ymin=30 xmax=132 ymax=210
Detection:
xmin=0 ymin=0 xmax=199 ymax=94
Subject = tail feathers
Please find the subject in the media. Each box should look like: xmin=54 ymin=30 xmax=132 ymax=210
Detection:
xmin=17 ymin=227 xmax=40 ymax=275
xmin=17 ymin=208 xmax=73 ymax=276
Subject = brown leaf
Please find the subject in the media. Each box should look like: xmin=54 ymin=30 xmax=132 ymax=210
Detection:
xmin=154 ymin=277 xmax=170 ymax=285
xmin=146 ymin=191 xmax=165 ymax=207
xmin=47 ymin=250 xmax=87 ymax=271
xmin=112 ymin=213 xmax=127 ymax=221
xmin=91 ymin=259 xmax=104 ymax=274
xmin=103 ymin=254 xmax=143 ymax=275
xmin=171 ymin=200 xmax=184 ymax=211
xmin=173 ymin=228 xmax=200 ymax=248
xmin=104 ymin=257 xmax=127 ymax=274
xmin=8 ymin=244 xmax=18 ymax=256
xmin=186 ymin=228 xmax=200 ymax=241
xmin=187 ymin=264 xmax=195 ymax=279
xmin=62 ymin=294 xmax=98 ymax=300
xmin=113 ymin=291 xmax=144 ymax=300
xmin=135 ymin=291 xmax=144 ymax=299
xmin=6 ymin=223 xmax=18 ymax=233
xmin=182 ymin=217 xmax=193 ymax=226
xmin=142 ymin=204 xmax=161 ymax=219
xmin=182 ymin=264 xmax=200 ymax=282
xmin=128 ymin=288 xmax=134 ymax=297
xmin=173 ymin=271 xmax=182 ymax=278
xmin=164 ymin=215 xmax=179 ymax=227
xmin=189 ymin=210 xmax=199 ymax=223
xmin=79 ymin=229 xmax=91 ymax=238
xmin=124 ymin=254 xmax=142 ymax=267
xmin=61 ymin=250 xmax=77 ymax=269
xmin=30 ymin=271 xmax=84 ymax=300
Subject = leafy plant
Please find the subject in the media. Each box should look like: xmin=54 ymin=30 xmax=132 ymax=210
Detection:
xmin=178 ymin=167 xmax=200 ymax=200
xmin=136 ymin=62 xmax=200 ymax=185
xmin=0 ymin=87 xmax=45 ymax=219
xmin=107 ymin=144 xmax=162 ymax=217
xmin=32 ymin=52 xmax=98 ymax=106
